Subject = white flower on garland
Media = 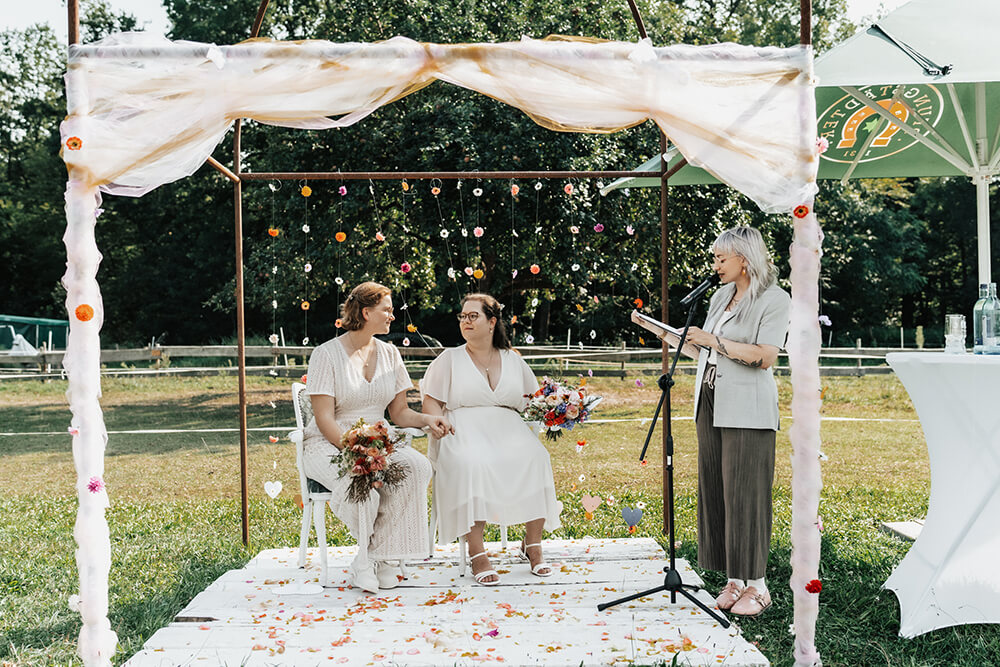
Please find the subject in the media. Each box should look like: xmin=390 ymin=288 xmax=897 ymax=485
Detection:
xmin=335 ymin=277 xmax=344 ymax=285
xmin=271 ymin=300 xmax=278 ymax=309
xmin=440 ymin=229 xmax=449 ymax=238
xmin=304 ymin=263 xmax=312 ymax=273
xmin=302 ymin=224 xmax=310 ymax=233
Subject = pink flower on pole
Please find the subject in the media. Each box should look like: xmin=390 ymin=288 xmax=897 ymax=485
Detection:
xmin=87 ymin=476 xmax=104 ymax=493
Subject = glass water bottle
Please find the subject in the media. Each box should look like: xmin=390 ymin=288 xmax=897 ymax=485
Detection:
xmin=973 ymin=283 xmax=1000 ymax=354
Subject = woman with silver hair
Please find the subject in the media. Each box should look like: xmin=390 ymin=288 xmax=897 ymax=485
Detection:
xmin=682 ymin=226 xmax=790 ymax=617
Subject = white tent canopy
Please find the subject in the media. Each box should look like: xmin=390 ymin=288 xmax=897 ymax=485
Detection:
xmin=60 ymin=33 xmax=824 ymax=666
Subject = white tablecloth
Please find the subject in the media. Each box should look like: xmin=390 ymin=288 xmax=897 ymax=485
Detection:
xmin=885 ymin=352 xmax=1000 ymax=637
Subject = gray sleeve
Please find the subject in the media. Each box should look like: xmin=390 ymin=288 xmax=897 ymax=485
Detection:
xmin=755 ymin=289 xmax=791 ymax=349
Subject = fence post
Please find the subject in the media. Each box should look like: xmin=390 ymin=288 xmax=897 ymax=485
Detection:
xmin=856 ymin=338 xmax=862 ymax=376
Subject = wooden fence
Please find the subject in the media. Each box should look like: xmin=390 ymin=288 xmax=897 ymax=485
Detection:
xmin=0 ymin=342 xmax=916 ymax=381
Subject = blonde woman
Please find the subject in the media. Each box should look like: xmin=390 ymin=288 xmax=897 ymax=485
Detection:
xmin=683 ymin=227 xmax=790 ymax=617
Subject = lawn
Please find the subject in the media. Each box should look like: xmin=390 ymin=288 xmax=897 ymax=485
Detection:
xmin=1 ymin=372 xmax=997 ymax=666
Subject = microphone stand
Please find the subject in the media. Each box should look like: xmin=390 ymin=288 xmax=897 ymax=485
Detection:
xmin=597 ymin=291 xmax=729 ymax=628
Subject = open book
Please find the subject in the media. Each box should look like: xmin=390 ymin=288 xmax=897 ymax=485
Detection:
xmin=630 ymin=310 xmax=702 ymax=360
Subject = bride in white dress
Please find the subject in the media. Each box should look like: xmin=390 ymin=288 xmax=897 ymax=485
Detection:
xmin=422 ymin=293 xmax=562 ymax=585
xmin=301 ymin=282 xmax=452 ymax=595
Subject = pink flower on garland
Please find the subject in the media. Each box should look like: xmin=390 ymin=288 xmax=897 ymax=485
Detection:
xmin=473 ymin=227 xmax=484 ymax=238
xmin=400 ymin=262 xmax=412 ymax=273
xmin=338 ymin=185 xmax=347 ymax=196
xmin=87 ymin=476 xmax=104 ymax=493
xmin=564 ymin=183 xmax=574 ymax=195
xmin=594 ymin=223 xmax=604 ymax=232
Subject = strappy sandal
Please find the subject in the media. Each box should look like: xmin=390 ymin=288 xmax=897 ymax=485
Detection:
xmin=468 ymin=551 xmax=500 ymax=586
xmin=519 ymin=541 xmax=553 ymax=577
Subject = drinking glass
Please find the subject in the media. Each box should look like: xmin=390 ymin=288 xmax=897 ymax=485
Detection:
xmin=944 ymin=314 xmax=966 ymax=354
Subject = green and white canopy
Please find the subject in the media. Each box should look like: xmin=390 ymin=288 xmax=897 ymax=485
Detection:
xmin=607 ymin=0 xmax=999 ymax=284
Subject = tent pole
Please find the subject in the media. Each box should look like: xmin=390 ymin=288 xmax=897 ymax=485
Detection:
xmin=234 ymin=118 xmax=250 ymax=547
xmin=976 ymin=175 xmax=992 ymax=284
xmin=68 ymin=0 xmax=79 ymax=45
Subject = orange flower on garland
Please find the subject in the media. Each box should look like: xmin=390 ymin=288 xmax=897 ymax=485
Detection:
xmin=335 ymin=318 xmax=343 ymax=328
xmin=633 ymin=297 xmax=643 ymax=308
xmin=431 ymin=186 xmax=441 ymax=196
xmin=529 ymin=264 xmax=541 ymax=275
xmin=793 ymin=205 xmax=810 ymax=218
xmin=65 ymin=136 xmax=83 ymax=151
xmin=268 ymin=228 xmax=280 ymax=237
xmin=511 ymin=315 xmax=518 ymax=324
xmin=406 ymin=324 xmax=417 ymax=333
xmin=472 ymin=269 xmax=484 ymax=279
xmin=563 ymin=183 xmax=574 ymax=195
xmin=510 ymin=184 xmax=520 ymax=196
xmin=335 ymin=231 xmax=347 ymax=242
xmin=805 ymin=579 xmax=823 ymax=594
xmin=301 ymin=301 xmax=310 ymax=311
xmin=401 ymin=180 xmax=410 ymax=192
xmin=74 ymin=304 xmax=94 ymax=322
xmin=301 ymin=185 xmax=312 ymax=197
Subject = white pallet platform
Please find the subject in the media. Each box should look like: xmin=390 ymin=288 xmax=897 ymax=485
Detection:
xmin=125 ymin=538 xmax=769 ymax=666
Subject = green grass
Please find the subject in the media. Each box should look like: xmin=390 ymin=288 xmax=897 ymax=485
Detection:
xmin=1 ymin=374 xmax=998 ymax=666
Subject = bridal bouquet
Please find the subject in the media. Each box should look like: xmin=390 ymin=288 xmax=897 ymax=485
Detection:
xmin=334 ymin=419 xmax=408 ymax=503
xmin=522 ymin=377 xmax=602 ymax=441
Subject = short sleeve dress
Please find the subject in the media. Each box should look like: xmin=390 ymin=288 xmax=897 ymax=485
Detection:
xmin=302 ymin=336 xmax=431 ymax=560
xmin=421 ymin=345 xmax=562 ymax=544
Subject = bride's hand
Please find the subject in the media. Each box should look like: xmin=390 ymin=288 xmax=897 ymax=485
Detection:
xmin=424 ymin=415 xmax=454 ymax=439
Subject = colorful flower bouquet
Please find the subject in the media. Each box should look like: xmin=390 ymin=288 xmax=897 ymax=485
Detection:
xmin=523 ymin=377 xmax=602 ymax=441
xmin=334 ymin=419 xmax=408 ymax=503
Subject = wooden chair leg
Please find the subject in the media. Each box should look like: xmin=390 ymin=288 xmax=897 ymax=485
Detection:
xmin=459 ymin=535 xmax=467 ymax=577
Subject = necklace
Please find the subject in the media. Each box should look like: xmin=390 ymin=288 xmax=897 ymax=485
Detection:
xmin=346 ymin=333 xmax=375 ymax=372
xmin=469 ymin=346 xmax=497 ymax=383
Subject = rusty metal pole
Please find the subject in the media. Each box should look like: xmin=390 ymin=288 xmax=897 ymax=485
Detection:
xmin=235 ymin=0 xmax=272 ymax=548
xmin=68 ymin=0 xmax=80 ymax=45
xmin=234 ymin=120 xmax=249 ymax=547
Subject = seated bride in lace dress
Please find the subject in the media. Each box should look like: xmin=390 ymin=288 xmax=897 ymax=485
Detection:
xmin=421 ymin=293 xmax=562 ymax=585
xmin=301 ymin=281 xmax=452 ymax=595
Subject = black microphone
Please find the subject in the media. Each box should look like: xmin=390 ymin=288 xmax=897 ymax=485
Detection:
xmin=679 ymin=273 xmax=720 ymax=306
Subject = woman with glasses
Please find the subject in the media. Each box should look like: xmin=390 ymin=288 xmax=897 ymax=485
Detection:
xmin=421 ymin=293 xmax=562 ymax=585
xmin=301 ymin=281 xmax=452 ymax=595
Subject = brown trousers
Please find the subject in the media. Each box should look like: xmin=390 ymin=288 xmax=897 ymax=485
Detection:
xmin=695 ymin=379 xmax=776 ymax=580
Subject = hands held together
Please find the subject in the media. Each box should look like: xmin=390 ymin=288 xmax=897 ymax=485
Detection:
xmin=422 ymin=414 xmax=455 ymax=439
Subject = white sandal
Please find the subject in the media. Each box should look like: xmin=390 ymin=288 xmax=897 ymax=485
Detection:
xmin=520 ymin=541 xmax=553 ymax=577
xmin=468 ymin=551 xmax=500 ymax=586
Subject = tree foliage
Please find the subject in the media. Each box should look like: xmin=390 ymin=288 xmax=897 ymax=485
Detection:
xmin=0 ymin=0 xmax=993 ymax=349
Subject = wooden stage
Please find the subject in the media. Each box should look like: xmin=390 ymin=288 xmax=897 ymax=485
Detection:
xmin=124 ymin=538 xmax=768 ymax=666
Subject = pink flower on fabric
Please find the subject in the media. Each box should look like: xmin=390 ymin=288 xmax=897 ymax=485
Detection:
xmin=816 ymin=136 xmax=830 ymax=154
xmin=87 ymin=476 xmax=104 ymax=493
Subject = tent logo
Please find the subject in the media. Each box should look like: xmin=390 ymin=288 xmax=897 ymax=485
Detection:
xmin=818 ymin=84 xmax=944 ymax=164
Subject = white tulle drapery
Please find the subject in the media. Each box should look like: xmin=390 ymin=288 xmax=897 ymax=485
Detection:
xmin=60 ymin=32 xmax=823 ymax=667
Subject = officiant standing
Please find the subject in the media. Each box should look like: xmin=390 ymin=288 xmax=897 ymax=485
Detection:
xmin=682 ymin=226 xmax=790 ymax=617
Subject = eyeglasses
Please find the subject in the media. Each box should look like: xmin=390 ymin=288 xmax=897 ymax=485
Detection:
xmin=456 ymin=312 xmax=482 ymax=323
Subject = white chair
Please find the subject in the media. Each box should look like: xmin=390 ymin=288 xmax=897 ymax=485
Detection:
xmin=426 ymin=434 xmax=507 ymax=576
xmin=289 ymin=382 xmax=334 ymax=585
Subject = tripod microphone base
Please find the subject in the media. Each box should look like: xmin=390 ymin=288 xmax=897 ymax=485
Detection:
xmin=597 ymin=566 xmax=731 ymax=628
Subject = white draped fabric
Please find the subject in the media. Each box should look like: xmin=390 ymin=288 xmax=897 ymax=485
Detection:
xmin=60 ymin=32 xmax=823 ymax=667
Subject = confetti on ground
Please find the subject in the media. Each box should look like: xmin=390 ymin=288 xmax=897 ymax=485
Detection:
xmin=123 ymin=539 xmax=768 ymax=666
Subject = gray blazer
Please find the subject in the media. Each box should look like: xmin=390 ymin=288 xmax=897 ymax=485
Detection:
xmin=693 ymin=282 xmax=790 ymax=431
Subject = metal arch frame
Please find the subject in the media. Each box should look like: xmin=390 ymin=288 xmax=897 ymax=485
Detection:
xmin=67 ymin=0 xmax=814 ymax=546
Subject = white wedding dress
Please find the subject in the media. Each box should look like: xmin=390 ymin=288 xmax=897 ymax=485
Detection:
xmin=422 ymin=345 xmax=562 ymax=544
xmin=301 ymin=337 xmax=431 ymax=560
